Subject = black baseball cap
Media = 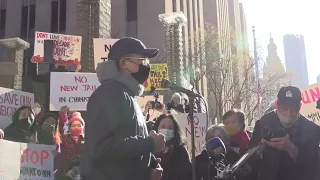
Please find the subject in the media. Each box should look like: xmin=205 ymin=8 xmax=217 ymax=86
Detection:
xmin=108 ymin=37 xmax=159 ymax=61
xmin=277 ymin=86 xmax=302 ymax=108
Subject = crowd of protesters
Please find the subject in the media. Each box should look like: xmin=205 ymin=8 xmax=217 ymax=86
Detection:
xmin=0 ymin=37 xmax=319 ymax=180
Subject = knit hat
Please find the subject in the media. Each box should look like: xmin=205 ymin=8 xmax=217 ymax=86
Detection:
xmin=68 ymin=112 xmax=85 ymax=126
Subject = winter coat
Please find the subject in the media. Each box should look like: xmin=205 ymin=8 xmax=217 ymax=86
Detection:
xmin=80 ymin=60 xmax=154 ymax=180
xmin=248 ymin=111 xmax=320 ymax=180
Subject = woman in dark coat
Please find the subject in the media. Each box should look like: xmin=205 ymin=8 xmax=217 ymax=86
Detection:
xmin=4 ymin=106 xmax=38 ymax=143
xmin=153 ymin=114 xmax=192 ymax=180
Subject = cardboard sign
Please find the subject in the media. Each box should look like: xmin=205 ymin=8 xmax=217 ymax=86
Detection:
xmin=93 ymin=38 xmax=119 ymax=68
xmin=0 ymin=87 xmax=34 ymax=129
xmin=0 ymin=140 xmax=55 ymax=180
xmin=136 ymin=95 xmax=164 ymax=121
xmin=49 ymin=72 xmax=101 ymax=111
xmin=143 ymin=64 xmax=169 ymax=91
xmin=300 ymin=83 xmax=320 ymax=126
xmin=32 ymin=31 xmax=82 ymax=66
xmin=173 ymin=113 xmax=209 ymax=155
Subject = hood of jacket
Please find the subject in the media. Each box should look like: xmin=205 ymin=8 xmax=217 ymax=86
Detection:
xmin=96 ymin=60 xmax=144 ymax=96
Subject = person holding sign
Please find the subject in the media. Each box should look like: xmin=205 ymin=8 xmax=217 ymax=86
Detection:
xmin=82 ymin=37 xmax=165 ymax=180
xmin=4 ymin=106 xmax=38 ymax=143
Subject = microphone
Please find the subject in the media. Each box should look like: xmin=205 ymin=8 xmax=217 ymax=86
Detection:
xmin=161 ymin=79 xmax=201 ymax=98
xmin=149 ymin=154 xmax=159 ymax=169
xmin=205 ymin=137 xmax=227 ymax=156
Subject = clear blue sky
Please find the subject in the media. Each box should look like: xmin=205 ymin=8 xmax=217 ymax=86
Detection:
xmin=240 ymin=0 xmax=319 ymax=84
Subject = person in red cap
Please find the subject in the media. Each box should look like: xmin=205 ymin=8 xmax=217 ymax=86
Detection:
xmin=58 ymin=112 xmax=85 ymax=178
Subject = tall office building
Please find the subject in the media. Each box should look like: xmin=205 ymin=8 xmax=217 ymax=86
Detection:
xmin=0 ymin=0 xmax=111 ymax=104
xmin=283 ymin=34 xmax=309 ymax=87
xmin=111 ymin=0 xmax=207 ymax=98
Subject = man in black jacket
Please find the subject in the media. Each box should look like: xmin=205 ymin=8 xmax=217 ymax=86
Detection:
xmin=81 ymin=37 xmax=165 ymax=180
xmin=248 ymin=86 xmax=320 ymax=180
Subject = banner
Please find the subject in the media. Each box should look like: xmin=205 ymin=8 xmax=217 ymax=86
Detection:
xmin=173 ymin=113 xmax=209 ymax=155
xmin=32 ymin=31 xmax=82 ymax=66
xmin=0 ymin=140 xmax=55 ymax=180
xmin=93 ymin=38 xmax=119 ymax=68
xmin=143 ymin=64 xmax=169 ymax=91
xmin=136 ymin=95 xmax=164 ymax=121
xmin=49 ymin=72 xmax=100 ymax=111
xmin=300 ymin=83 xmax=320 ymax=126
xmin=0 ymin=87 xmax=34 ymax=129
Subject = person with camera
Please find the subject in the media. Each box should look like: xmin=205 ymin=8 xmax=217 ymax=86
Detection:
xmin=81 ymin=37 xmax=165 ymax=180
xmin=248 ymin=86 xmax=320 ymax=180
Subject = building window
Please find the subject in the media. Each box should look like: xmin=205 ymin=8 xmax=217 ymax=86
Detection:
xmin=0 ymin=0 xmax=7 ymax=38
xmin=180 ymin=0 xmax=184 ymax=12
xmin=172 ymin=0 xmax=177 ymax=12
xmin=51 ymin=0 xmax=67 ymax=33
xmin=20 ymin=0 xmax=36 ymax=39
xmin=59 ymin=0 xmax=66 ymax=32
xmin=126 ymin=0 xmax=137 ymax=22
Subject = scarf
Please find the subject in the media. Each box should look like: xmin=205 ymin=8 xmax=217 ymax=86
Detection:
xmin=96 ymin=60 xmax=144 ymax=96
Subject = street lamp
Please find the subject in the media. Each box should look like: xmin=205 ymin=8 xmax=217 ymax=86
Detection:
xmin=158 ymin=12 xmax=187 ymax=86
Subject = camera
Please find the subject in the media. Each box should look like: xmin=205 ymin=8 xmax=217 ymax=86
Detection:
xmin=151 ymin=93 xmax=163 ymax=110
xmin=261 ymin=126 xmax=286 ymax=141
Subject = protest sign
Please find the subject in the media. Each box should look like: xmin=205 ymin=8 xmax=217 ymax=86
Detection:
xmin=32 ymin=31 xmax=82 ymax=66
xmin=93 ymin=38 xmax=119 ymax=68
xmin=0 ymin=140 xmax=55 ymax=180
xmin=136 ymin=95 xmax=164 ymax=121
xmin=143 ymin=64 xmax=169 ymax=91
xmin=174 ymin=113 xmax=209 ymax=155
xmin=0 ymin=87 xmax=34 ymax=129
xmin=49 ymin=72 xmax=101 ymax=111
xmin=300 ymin=83 xmax=320 ymax=126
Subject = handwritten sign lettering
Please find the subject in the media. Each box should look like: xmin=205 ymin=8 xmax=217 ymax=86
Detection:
xmin=173 ymin=113 xmax=209 ymax=155
xmin=300 ymin=83 xmax=320 ymax=126
xmin=32 ymin=31 xmax=82 ymax=66
xmin=0 ymin=88 xmax=34 ymax=129
xmin=49 ymin=72 xmax=101 ymax=111
xmin=143 ymin=64 xmax=169 ymax=91
xmin=93 ymin=38 xmax=119 ymax=68
xmin=0 ymin=140 xmax=54 ymax=180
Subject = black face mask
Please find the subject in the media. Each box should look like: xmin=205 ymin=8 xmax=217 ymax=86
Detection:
xmin=41 ymin=123 xmax=55 ymax=133
xmin=131 ymin=64 xmax=150 ymax=84
xmin=19 ymin=117 xmax=34 ymax=131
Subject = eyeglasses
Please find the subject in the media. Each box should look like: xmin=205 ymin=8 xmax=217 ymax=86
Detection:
xmin=122 ymin=57 xmax=149 ymax=65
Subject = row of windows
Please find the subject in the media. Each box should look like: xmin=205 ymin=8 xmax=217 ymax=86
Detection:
xmin=0 ymin=0 xmax=66 ymax=39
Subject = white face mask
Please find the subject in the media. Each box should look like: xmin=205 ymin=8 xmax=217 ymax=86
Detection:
xmin=158 ymin=129 xmax=174 ymax=141
xmin=33 ymin=107 xmax=42 ymax=115
xmin=276 ymin=110 xmax=299 ymax=128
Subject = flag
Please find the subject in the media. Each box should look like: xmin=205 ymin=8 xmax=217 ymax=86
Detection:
xmin=258 ymin=81 xmax=262 ymax=104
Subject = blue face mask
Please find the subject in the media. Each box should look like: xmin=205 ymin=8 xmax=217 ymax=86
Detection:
xmin=158 ymin=129 xmax=174 ymax=141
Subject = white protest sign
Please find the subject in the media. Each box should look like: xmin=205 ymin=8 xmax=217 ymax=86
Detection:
xmin=0 ymin=87 xmax=34 ymax=129
xmin=49 ymin=72 xmax=101 ymax=111
xmin=173 ymin=113 xmax=209 ymax=155
xmin=93 ymin=38 xmax=119 ymax=68
xmin=300 ymin=83 xmax=320 ymax=126
xmin=20 ymin=143 xmax=55 ymax=180
xmin=0 ymin=140 xmax=55 ymax=180
xmin=32 ymin=31 xmax=82 ymax=66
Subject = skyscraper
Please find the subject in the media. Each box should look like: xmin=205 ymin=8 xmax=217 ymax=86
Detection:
xmin=283 ymin=34 xmax=309 ymax=87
